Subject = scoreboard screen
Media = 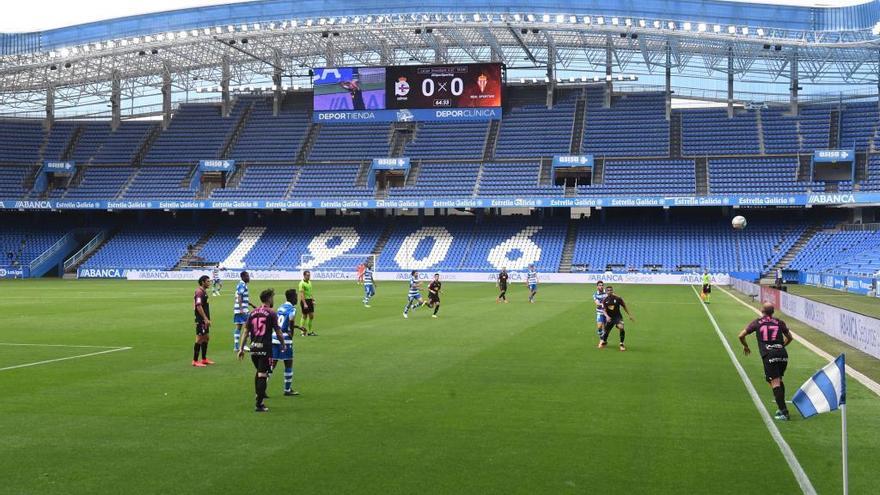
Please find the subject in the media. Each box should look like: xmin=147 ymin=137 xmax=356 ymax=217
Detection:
xmin=312 ymin=63 xmax=503 ymax=123
xmin=386 ymin=63 xmax=503 ymax=109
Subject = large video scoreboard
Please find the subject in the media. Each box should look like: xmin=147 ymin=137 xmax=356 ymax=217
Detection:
xmin=312 ymin=63 xmax=502 ymax=123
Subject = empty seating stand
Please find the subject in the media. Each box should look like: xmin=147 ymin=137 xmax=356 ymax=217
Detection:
xmin=230 ymin=98 xmax=310 ymax=161
xmin=682 ymin=109 xmax=760 ymax=155
xmin=144 ymin=103 xmax=242 ymax=164
xmin=478 ymin=162 xmax=563 ymax=197
xmin=288 ymin=163 xmax=373 ymax=199
xmin=709 ymin=157 xmax=824 ymax=194
xmin=404 ymin=121 xmax=488 ymax=160
xmin=211 ymin=163 xmax=298 ymax=199
xmin=495 ymin=97 xmax=575 ymax=158
xmin=583 ymin=90 xmax=669 ymax=157
xmin=389 ymin=162 xmax=480 ymax=198
xmin=579 ymin=159 xmax=695 ymax=196
xmin=309 ymin=123 xmax=391 ymax=161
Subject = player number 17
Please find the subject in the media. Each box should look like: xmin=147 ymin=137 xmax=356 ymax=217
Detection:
xmin=759 ymin=325 xmax=779 ymax=341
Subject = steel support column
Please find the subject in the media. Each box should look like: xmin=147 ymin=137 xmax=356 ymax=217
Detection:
xmin=604 ymin=35 xmax=613 ymax=108
xmin=161 ymin=66 xmax=172 ymax=130
xmin=727 ymin=47 xmax=734 ymax=118
xmin=665 ymin=42 xmax=672 ymax=121
xmin=221 ymin=55 xmax=231 ymax=118
xmin=790 ymin=48 xmax=799 ymax=116
xmin=111 ymin=70 xmax=121 ymax=131
xmin=44 ymin=85 xmax=54 ymax=131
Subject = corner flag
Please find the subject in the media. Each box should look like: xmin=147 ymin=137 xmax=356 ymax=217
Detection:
xmin=792 ymin=354 xmax=846 ymax=418
xmin=792 ymin=354 xmax=849 ymax=494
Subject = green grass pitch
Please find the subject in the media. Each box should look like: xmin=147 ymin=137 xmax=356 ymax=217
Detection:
xmin=786 ymin=284 xmax=880 ymax=319
xmin=1 ymin=279 xmax=878 ymax=494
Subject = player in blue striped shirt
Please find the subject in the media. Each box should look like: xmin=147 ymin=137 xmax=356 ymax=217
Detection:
xmin=271 ymin=288 xmax=301 ymax=396
xmin=526 ymin=265 xmax=539 ymax=303
xmin=359 ymin=261 xmax=376 ymax=307
xmin=233 ymin=271 xmax=256 ymax=352
xmin=593 ymin=280 xmax=607 ymax=337
xmin=402 ymin=270 xmax=425 ymax=319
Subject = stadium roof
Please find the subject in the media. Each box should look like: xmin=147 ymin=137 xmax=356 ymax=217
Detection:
xmin=1 ymin=0 xmax=879 ymax=118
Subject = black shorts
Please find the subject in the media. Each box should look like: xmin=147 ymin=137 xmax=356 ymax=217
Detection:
xmin=251 ymin=354 xmax=271 ymax=373
xmin=429 ymin=294 xmax=440 ymax=304
xmin=603 ymin=316 xmax=623 ymax=333
xmin=195 ymin=322 xmax=209 ymax=336
xmin=301 ymin=299 xmax=315 ymax=315
xmin=761 ymin=350 xmax=788 ymax=382
xmin=499 ymin=284 xmax=507 ymax=292
xmin=702 ymin=284 xmax=711 ymax=294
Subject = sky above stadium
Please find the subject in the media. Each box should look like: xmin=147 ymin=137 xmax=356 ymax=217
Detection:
xmin=0 ymin=0 xmax=871 ymax=32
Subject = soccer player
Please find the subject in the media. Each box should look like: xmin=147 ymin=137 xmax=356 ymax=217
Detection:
xmin=738 ymin=303 xmax=794 ymax=421
xmin=339 ymin=72 xmax=366 ymax=110
xmin=700 ymin=271 xmax=712 ymax=304
xmin=272 ymin=288 xmax=302 ymax=396
xmin=233 ymin=271 xmax=256 ymax=352
xmin=598 ymin=285 xmax=635 ymax=351
xmin=593 ymin=280 xmax=607 ymax=337
xmin=403 ymin=270 xmax=424 ymax=318
xmin=211 ymin=265 xmax=223 ymax=296
xmin=298 ymin=270 xmax=317 ymax=336
xmin=359 ymin=261 xmax=376 ymax=307
xmin=426 ymin=273 xmax=442 ymax=318
xmin=192 ymin=275 xmax=214 ymax=367
xmin=238 ymin=289 xmax=286 ymax=412
xmin=526 ymin=264 xmax=539 ymax=303
xmin=496 ymin=267 xmax=509 ymax=303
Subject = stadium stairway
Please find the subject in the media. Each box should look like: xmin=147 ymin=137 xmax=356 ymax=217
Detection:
xmin=829 ymin=109 xmax=841 ymax=149
xmin=670 ymin=112 xmax=683 ymax=158
xmin=764 ymin=223 xmax=821 ymax=279
xmin=695 ymin=158 xmax=709 ymax=195
xmin=756 ymin=109 xmax=766 ymax=154
xmin=482 ymin=120 xmax=500 ymax=160
xmin=220 ymin=101 xmax=255 ymax=159
xmin=558 ymin=219 xmax=578 ymax=273
xmin=570 ymin=96 xmax=587 ymax=154
xmin=63 ymin=228 xmax=115 ymax=275
xmin=174 ymin=227 xmax=219 ymax=269
xmin=371 ymin=223 xmax=395 ymax=266
xmin=296 ymin=124 xmax=320 ymax=163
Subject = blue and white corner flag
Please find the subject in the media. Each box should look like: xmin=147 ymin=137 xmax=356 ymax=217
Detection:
xmin=792 ymin=354 xmax=847 ymax=419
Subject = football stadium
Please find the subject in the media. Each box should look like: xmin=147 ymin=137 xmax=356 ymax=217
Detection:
xmin=2 ymin=0 xmax=880 ymax=493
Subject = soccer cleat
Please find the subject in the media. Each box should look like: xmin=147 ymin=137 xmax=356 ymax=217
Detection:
xmin=192 ymin=360 xmax=207 ymax=367
xmin=597 ymin=341 xmax=607 ymax=349
xmin=619 ymin=343 xmax=627 ymax=352
xmin=364 ymin=304 xmax=371 ymax=308
xmin=774 ymin=410 xmax=790 ymax=421
xmin=255 ymin=405 xmax=269 ymax=413
xmin=307 ymin=332 xmax=317 ymax=336
xmin=284 ymin=390 xmax=300 ymax=396
xmin=200 ymin=358 xmax=215 ymax=365
xmin=403 ymin=313 xmax=408 ymax=319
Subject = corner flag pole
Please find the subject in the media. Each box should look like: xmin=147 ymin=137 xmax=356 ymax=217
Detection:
xmin=840 ymin=352 xmax=849 ymax=495
xmin=841 ymin=399 xmax=848 ymax=495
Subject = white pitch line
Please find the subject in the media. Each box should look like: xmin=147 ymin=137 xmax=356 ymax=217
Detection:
xmin=0 ymin=342 xmax=124 ymax=349
xmin=0 ymin=346 xmax=132 ymax=372
xmin=717 ymin=285 xmax=880 ymax=398
xmin=691 ymin=286 xmax=816 ymax=495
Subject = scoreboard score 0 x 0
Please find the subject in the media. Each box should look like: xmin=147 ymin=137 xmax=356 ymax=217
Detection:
xmin=386 ymin=63 xmax=502 ymax=109
xmin=312 ymin=62 xmax=503 ymax=123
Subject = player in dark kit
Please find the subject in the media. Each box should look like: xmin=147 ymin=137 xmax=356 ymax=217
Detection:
xmin=426 ymin=273 xmax=442 ymax=318
xmin=496 ymin=267 xmax=509 ymax=303
xmin=738 ymin=303 xmax=794 ymax=421
xmin=339 ymin=71 xmax=366 ymax=110
xmin=238 ymin=289 xmax=286 ymax=412
xmin=598 ymin=286 xmax=635 ymax=351
xmin=192 ymin=275 xmax=214 ymax=367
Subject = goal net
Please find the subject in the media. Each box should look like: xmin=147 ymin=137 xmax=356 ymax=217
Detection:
xmin=299 ymin=253 xmax=379 ymax=273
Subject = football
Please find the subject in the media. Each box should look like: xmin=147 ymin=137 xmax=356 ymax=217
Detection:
xmin=732 ymin=215 xmax=747 ymax=230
